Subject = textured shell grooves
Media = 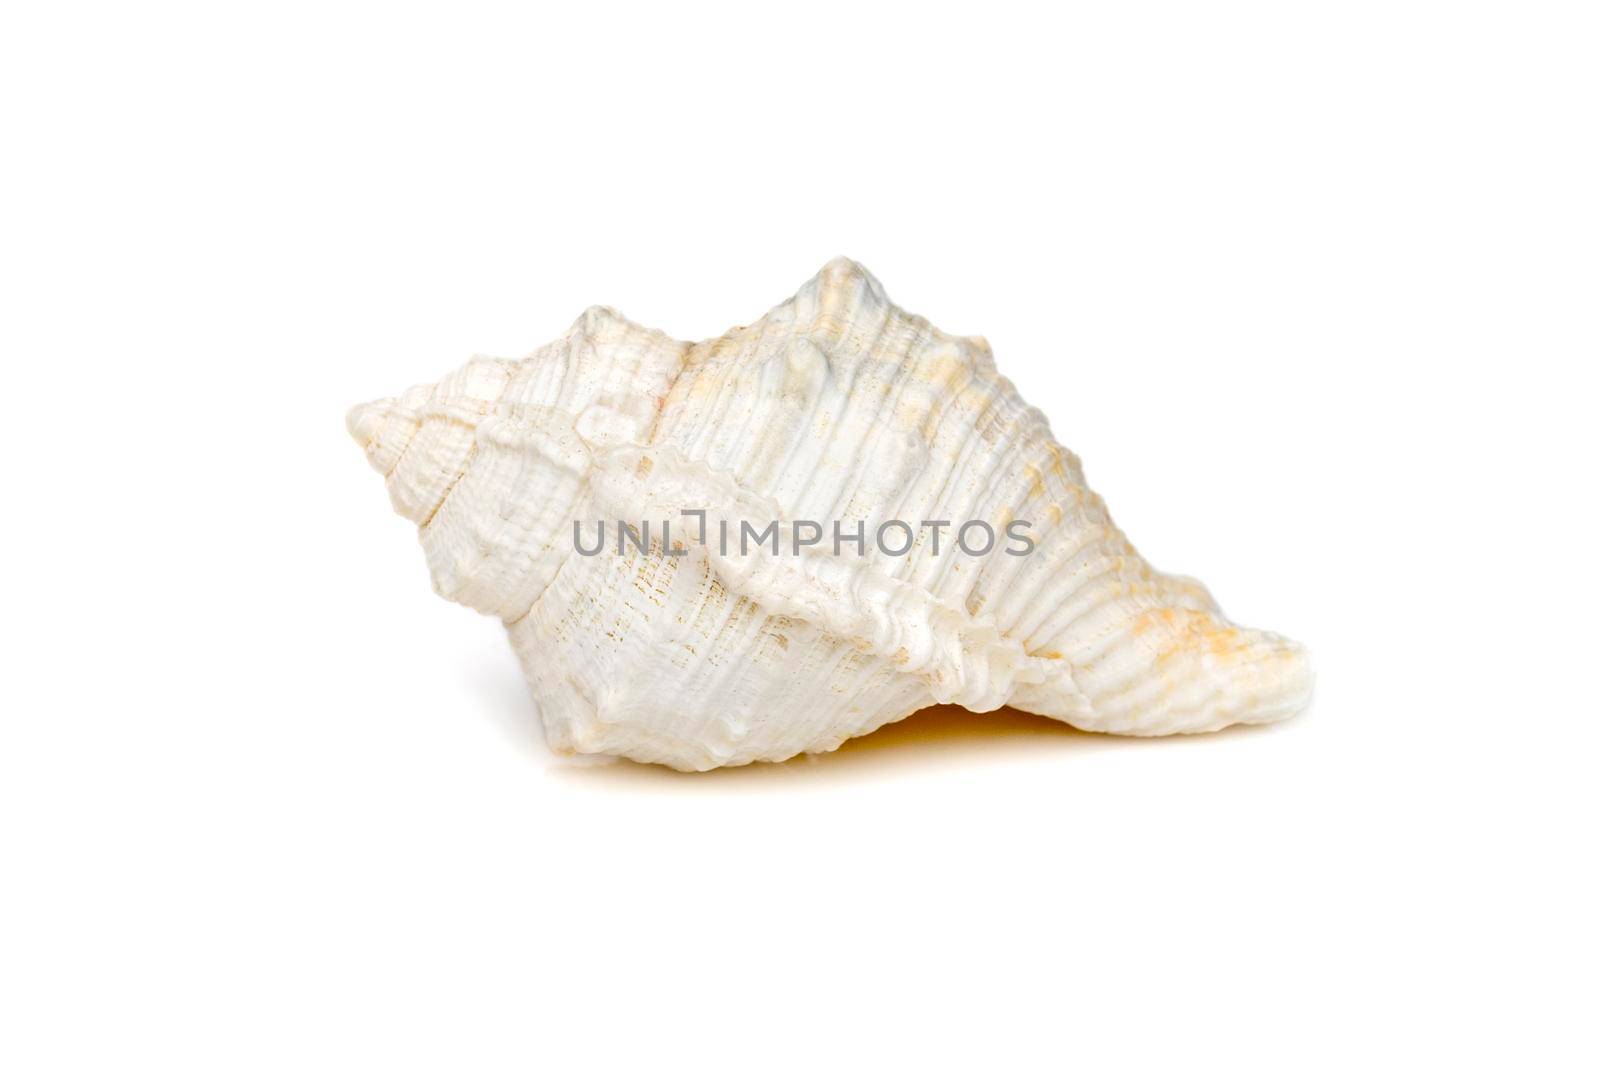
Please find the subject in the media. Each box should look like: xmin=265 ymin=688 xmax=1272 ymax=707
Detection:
xmin=351 ymin=257 xmax=1313 ymax=769
xmin=581 ymin=440 xmax=1048 ymax=710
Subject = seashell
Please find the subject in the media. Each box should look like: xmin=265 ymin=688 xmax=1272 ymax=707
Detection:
xmin=348 ymin=259 xmax=1312 ymax=770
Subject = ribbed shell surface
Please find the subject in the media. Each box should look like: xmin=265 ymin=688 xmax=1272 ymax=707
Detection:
xmin=350 ymin=259 xmax=1312 ymax=769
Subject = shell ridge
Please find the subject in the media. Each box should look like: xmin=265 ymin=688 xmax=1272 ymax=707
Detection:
xmin=584 ymin=440 xmax=1048 ymax=710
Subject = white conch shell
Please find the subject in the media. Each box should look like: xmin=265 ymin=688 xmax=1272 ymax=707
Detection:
xmin=349 ymin=259 xmax=1312 ymax=770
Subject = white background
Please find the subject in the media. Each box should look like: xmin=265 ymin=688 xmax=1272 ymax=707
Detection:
xmin=3 ymin=3 xmax=1597 ymax=1062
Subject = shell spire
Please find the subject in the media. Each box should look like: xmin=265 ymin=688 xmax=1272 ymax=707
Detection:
xmin=349 ymin=260 xmax=1312 ymax=769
